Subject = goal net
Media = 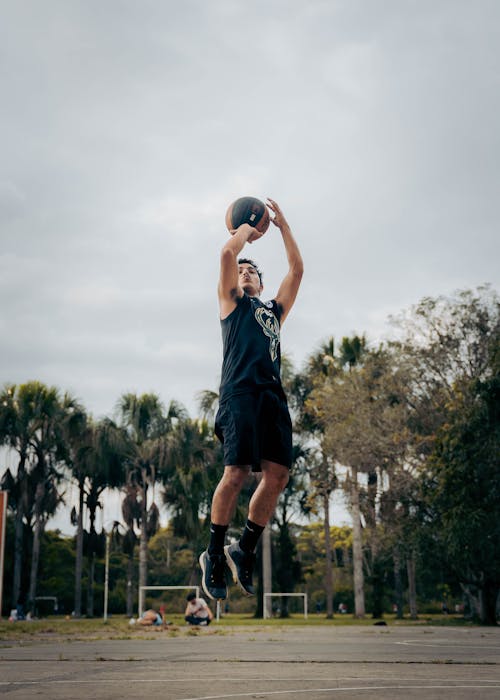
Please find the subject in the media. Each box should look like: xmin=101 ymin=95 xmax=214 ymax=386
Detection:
xmin=263 ymin=592 xmax=308 ymax=619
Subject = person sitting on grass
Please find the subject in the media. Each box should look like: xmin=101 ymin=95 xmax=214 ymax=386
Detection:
xmin=138 ymin=608 xmax=163 ymax=626
xmin=184 ymin=592 xmax=213 ymax=626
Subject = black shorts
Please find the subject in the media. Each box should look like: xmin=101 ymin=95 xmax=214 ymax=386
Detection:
xmin=214 ymin=390 xmax=293 ymax=471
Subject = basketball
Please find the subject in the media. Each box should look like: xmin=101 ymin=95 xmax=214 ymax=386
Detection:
xmin=225 ymin=196 xmax=270 ymax=234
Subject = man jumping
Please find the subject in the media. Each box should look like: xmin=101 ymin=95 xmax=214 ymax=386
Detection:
xmin=199 ymin=198 xmax=304 ymax=600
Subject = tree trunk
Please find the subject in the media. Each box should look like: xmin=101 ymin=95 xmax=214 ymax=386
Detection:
xmin=480 ymin=580 xmax=499 ymax=625
xmin=323 ymin=491 xmax=334 ymax=618
xmin=74 ymin=482 xmax=85 ymax=618
xmin=407 ymin=551 xmax=418 ymax=619
xmin=371 ymin=554 xmax=384 ymax=619
xmin=366 ymin=470 xmax=378 ymax=528
xmin=460 ymin=582 xmax=480 ymax=619
xmin=393 ymin=547 xmax=404 ymax=619
xmin=350 ymin=468 xmax=365 ymax=618
xmin=139 ymin=485 xmax=148 ymax=593
xmin=139 ymin=523 xmax=147 ymax=593
xmin=27 ymin=480 xmax=45 ymax=614
xmin=86 ymin=552 xmax=95 ymax=617
xmin=126 ymin=555 xmax=134 ymax=617
xmin=11 ymin=453 xmax=27 ymax=608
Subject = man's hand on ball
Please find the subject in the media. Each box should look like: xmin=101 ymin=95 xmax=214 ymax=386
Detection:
xmin=230 ymin=222 xmax=263 ymax=244
xmin=267 ymin=198 xmax=289 ymax=231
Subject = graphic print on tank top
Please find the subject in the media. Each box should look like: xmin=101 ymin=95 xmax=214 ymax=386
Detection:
xmin=254 ymin=304 xmax=280 ymax=362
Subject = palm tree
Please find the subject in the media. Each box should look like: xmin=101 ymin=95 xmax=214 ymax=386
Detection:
xmin=0 ymin=383 xmax=34 ymax=608
xmin=23 ymin=386 xmax=80 ymax=613
xmin=121 ymin=483 xmax=140 ymax=616
xmin=161 ymin=416 xmax=220 ymax=580
xmin=197 ymin=390 xmax=219 ymax=423
xmin=339 ymin=335 xmax=367 ymax=370
xmin=64 ymin=405 xmax=90 ymax=618
xmin=117 ymin=393 xmax=186 ymax=603
xmin=0 ymin=382 xmax=77 ymax=613
xmin=68 ymin=416 xmax=128 ymax=616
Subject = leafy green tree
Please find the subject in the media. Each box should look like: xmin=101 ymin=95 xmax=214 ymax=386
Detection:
xmin=392 ymin=285 xmax=500 ymax=622
xmin=391 ymin=285 xmax=500 ymax=447
xmin=305 ymin=337 xmax=372 ymax=618
xmin=426 ymin=373 xmax=500 ymax=624
xmin=36 ymin=530 xmax=75 ymax=616
xmin=310 ymin=344 xmax=413 ymax=618
xmin=294 ymin=338 xmax=339 ymax=618
xmin=297 ymin=522 xmax=354 ymax=613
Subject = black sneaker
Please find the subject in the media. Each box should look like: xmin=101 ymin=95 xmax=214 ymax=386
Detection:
xmin=224 ymin=542 xmax=255 ymax=596
xmin=199 ymin=550 xmax=227 ymax=600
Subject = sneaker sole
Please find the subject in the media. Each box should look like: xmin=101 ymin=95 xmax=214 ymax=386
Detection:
xmin=224 ymin=545 xmax=254 ymax=597
xmin=198 ymin=552 xmax=227 ymax=601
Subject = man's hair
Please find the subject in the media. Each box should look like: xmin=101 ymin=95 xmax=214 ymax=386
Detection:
xmin=238 ymin=258 xmax=263 ymax=285
xmin=186 ymin=592 xmax=197 ymax=601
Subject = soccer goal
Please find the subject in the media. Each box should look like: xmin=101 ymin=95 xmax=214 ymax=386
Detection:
xmin=138 ymin=585 xmax=199 ymax=617
xmin=263 ymin=592 xmax=308 ymax=619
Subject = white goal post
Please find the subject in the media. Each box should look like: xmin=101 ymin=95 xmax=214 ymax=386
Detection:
xmin=263 ymin=593 xmax=308 ymax=619
xmin=138 ymin=585 xmax=200 ymax=617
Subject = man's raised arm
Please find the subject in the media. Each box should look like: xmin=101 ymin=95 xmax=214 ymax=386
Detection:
xmin=218 ymin=223 xmax=262 ymax=319
xmin=269 ymin=199 xmax=304 ymax=324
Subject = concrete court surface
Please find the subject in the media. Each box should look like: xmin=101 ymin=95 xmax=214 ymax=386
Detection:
xmin=1 ymin=625 xmax=499 ymax=699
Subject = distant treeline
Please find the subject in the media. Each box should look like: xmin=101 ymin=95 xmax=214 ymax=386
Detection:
xmin=1 ymin=285 xmax=499 ymax=623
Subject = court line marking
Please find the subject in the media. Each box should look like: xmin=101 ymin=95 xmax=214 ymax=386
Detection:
xmin=1 ymin=679 xmax=499 ymax=688
xmin=396 ymin=640 xmax=500 ymax=649
xmin=181 ymin=685 xmax=500 ymax=699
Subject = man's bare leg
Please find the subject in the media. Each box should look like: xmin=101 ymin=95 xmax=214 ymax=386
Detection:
xmin=210 ymin=465 xmax=251 ymax=525
xmin=225 ymin=460 xmax=289 ymax=596
xmin=200 ymin=465 xmax=250 ymax=601
xmin=248 ymin=460 xmax=289 ymax=526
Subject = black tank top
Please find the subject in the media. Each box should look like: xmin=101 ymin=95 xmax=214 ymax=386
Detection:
xmin=219 ymin=293 xmax=285 ymax=402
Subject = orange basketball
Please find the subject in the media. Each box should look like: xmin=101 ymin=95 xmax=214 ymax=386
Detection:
xmin=225 ymin=196 xmax=270 ymax=234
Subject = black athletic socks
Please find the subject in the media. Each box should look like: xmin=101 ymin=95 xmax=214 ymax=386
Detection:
xmin=239 ymin=519 xmax=265 ymax=553
xmin=208 ymin=523 xmax=228 ymax=556
xmin=209 ymin=520 xmax=263 ymax=557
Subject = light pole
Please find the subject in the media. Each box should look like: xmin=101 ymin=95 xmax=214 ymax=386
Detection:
xmin=262 ymin=524 xmax=272 ymax=619
xmin=103 ymin=520 xmax=122 ymax=622
xmin=103 ymin=530 xmax=111 ymax=622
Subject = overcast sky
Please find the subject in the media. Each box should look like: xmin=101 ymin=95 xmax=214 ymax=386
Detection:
xmin=1 ymin=1 xmax=499 ymax=530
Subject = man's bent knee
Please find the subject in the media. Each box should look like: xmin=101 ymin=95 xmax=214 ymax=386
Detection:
xmin=261 ymin=461 xmax=289 ymax=491
xmin=220 ymin=465 xmax=251 ymax=491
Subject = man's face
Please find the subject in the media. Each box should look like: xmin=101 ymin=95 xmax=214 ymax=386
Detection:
xmin=239 ymin=262 xmax=262 ymax=297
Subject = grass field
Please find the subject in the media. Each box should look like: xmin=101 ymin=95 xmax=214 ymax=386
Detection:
xmin=0 ymin=612 xmax=476 ymax=642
